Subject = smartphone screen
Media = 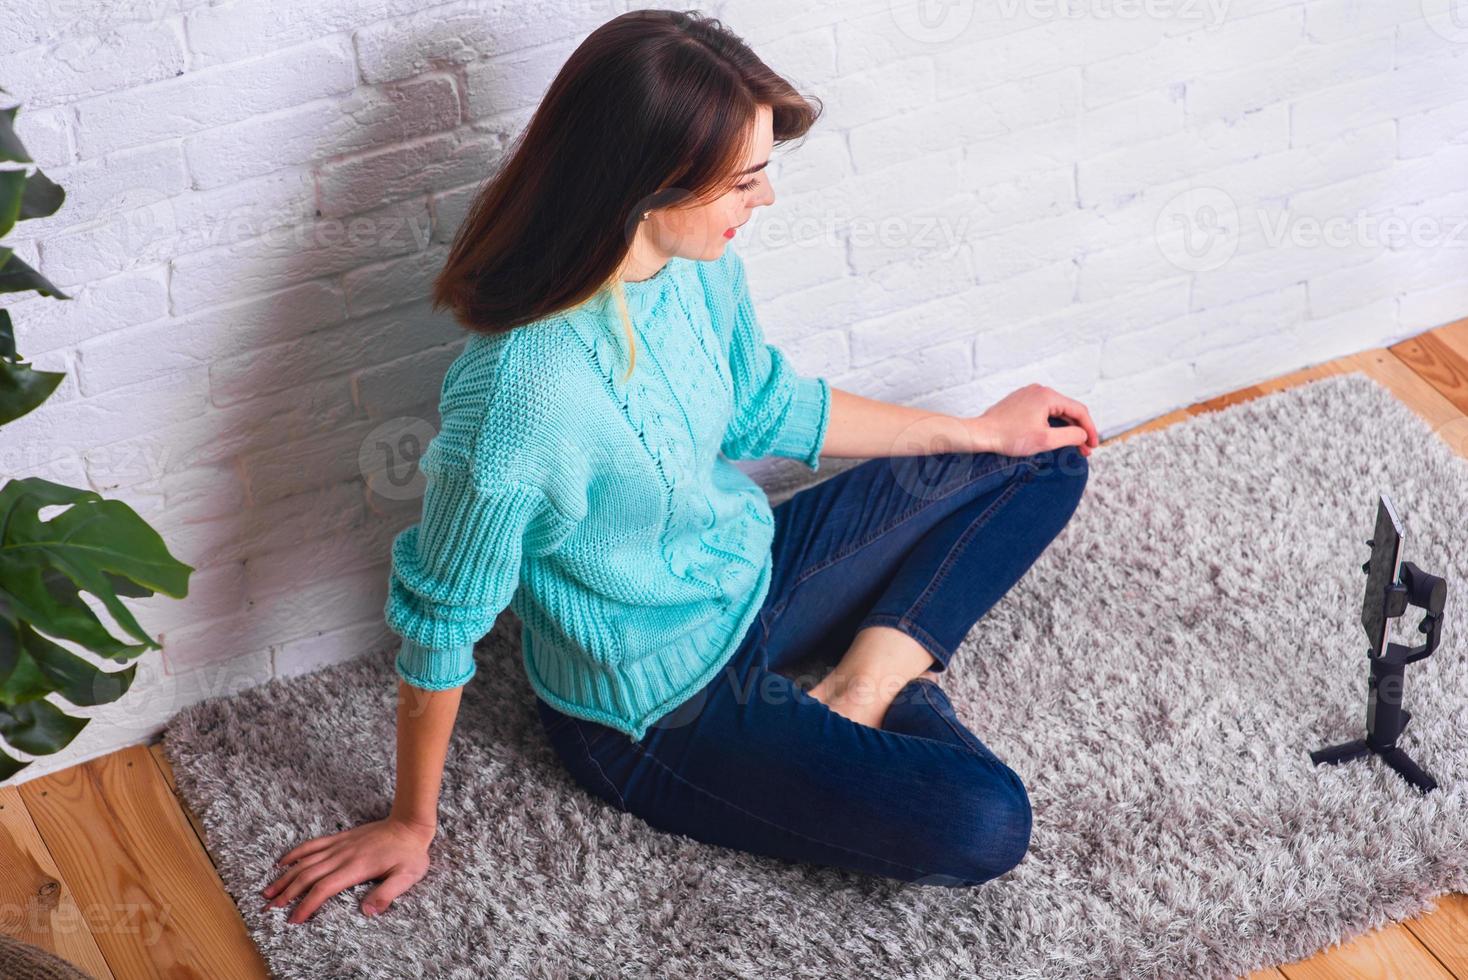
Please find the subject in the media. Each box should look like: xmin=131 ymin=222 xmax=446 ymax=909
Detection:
xmin=1360 ymin=493 xmax=1403 ymax=658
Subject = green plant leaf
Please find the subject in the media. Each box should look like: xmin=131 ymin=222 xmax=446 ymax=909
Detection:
xmin=0 ymin=478 xmax=193 ymax=659
xmin=0 ymin=105 xmax=31 ymax=165
xmin=0 ymin=614 xmax=53 ymax=701
xmin=0 ymin=747 xmax=23 ymax=781
xmin=104 ymin=570 xmax=156 ymax=599
xmin=0 ymin=248 xmax=69 ymax=300
xmin=0 ymin=698 xmax=89 ymax=756
xmin=0 ymin=168 xmax=23 ymax=238
xmin=0 ymin=168 xmax=62 ymax=240
xmin=1 ymin=306 xmax=15 ymax=359
xmin=0 ymin=352 xmax=67 ymax=427
xmin=14 ymin=620 xmax=138 ymax=706
xmin=0 ymin=556 xmax=150 ymax=664
xmin=0 ymin=612 xmax=17 ymax=676
xmin=18 ymin=169 xmax=63 ymax=222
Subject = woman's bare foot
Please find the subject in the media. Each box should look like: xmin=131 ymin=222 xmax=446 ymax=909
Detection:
xmin=807 ymin=676 xmax=891 ymax=729
xmin=806 ymin=627 xmax=947 ymax=727
xmin=808 ymin=666 xmax=944 ymax=728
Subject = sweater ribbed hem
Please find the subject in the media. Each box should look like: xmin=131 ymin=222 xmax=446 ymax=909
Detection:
xmin=523 ymin=557 xmax=771 ymax=742
xmin=395 ymin=637 xmax=476 ymax=690
xmin=770 ymin=374 xmax=830 ymax=472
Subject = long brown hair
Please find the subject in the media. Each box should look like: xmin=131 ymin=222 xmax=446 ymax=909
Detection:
xmin=431 ymin=8 xmax=822 ymax=379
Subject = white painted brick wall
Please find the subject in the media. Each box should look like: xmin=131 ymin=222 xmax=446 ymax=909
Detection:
xmin=3 ymin=0 xmax=1465 ymax=782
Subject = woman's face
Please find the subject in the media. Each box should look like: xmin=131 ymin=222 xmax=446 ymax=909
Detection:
xmin=628 ymin=104 xmax=776 ymax=275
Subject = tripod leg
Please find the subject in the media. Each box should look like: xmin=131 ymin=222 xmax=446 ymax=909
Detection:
xmin=1311 ymin=739 xmax=1370 ymax=766
xmin=1378 ymin=746 xmax=1438 ymax=794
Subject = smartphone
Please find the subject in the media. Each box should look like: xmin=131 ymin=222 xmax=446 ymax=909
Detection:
xmin=1360 ymin=493 xmax=1403 ymax=658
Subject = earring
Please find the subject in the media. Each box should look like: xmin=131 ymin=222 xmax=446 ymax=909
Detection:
xmin=642 ymin=210 xmax=650 ymax=220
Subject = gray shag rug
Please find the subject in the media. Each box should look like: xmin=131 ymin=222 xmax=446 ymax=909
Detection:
xmin=163 ymin=371 xmax=1468 ymax=979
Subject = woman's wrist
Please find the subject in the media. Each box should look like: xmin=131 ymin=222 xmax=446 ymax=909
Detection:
xmin=961 ymin=414 xmax=998 ymax=454
xmin=388 ymin=809 xmax=438 ymax=843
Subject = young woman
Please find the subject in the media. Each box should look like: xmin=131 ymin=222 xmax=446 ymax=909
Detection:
xmin=262 ymin=9 xmax=1097 ymax=924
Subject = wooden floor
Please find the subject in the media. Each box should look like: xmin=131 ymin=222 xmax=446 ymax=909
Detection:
xmin=4 ymin=319 xmax=1468 ymax=979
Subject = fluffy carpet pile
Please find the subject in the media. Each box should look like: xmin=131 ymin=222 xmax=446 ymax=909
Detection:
xmin=164 ymin=371 xmax=1468 ymax=978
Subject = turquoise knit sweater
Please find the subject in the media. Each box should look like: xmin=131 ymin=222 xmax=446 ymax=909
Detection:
xmin=384 ymin=245 xmax=831 ymax=741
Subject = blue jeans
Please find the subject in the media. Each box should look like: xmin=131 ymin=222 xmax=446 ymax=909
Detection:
xmin=535 ymin=419 xmax=1089 ymax=887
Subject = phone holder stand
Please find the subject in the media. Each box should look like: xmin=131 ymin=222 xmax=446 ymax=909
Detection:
xmin=1310 ymin=557 xmax=1447 ymax=794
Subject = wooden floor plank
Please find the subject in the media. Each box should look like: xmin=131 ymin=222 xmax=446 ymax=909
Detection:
xmin=1342 ymin=349 xmax=1465 ymax=434
xmin=1390 ymin=330 xmax=1468 ymax=416
xmin=149 ymin=741 xmax=210 ymax=858
xmin=1432 ymin=319 xmax=1468 ymax=343
xmin=1189 ymin=359 xmax=1361 ymax=417
xmin=1276 ymin=921 xmax=1455 ymax=980
xmin=0 ymin=785 xmax=114 ymax=979
xmin=1403 ymin=892 xmax=1468 ymax=979
xmin=1112 ymin=359 xmax=1359 ymax=444
xmin=18 ymin=745 xmax=270 ymax=980
xmin=1425 ymin=315 xmax=1468 ymax=398
xmin=1189 ymin=384 xmax=1269 ymax=416
xmin=1106 ymin=408 xmax=1193 ymax=443
xmin=1254 ymin=359 xmax=1360 ymax=396
xmin=1427 ymin=314 xmax=1468 ymax=346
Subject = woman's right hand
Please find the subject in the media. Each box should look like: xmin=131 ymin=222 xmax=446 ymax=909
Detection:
xmin=261 ymin=816 xmax=435 ymax=924
xmin=969 ymin=383 xmax=1099 ymax=459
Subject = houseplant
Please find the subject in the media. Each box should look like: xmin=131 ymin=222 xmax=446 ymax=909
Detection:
xmin=0 ymin=87 xmax=193 ymax=782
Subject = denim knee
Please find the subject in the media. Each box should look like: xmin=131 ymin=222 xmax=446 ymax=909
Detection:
xmin=972 ymin=769 xmax=1033 ymax=882
xmin=1060 ymin=446 xmax=1089 ymax=497
xmin=923 ymin=765 xmax=1034 ymax=887
xmin=1027 ymin=443 xmax=1089 ymax=498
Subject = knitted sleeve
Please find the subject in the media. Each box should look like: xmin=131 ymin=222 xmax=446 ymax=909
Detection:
xmin=720 ymin=249 xmax=831 ymax=472
xmin=384 ymin=464 xmax=549 ymax=691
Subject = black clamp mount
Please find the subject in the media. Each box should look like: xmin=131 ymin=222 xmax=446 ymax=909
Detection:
xmin=1310 ymin=552 xmax=1446 ymax=794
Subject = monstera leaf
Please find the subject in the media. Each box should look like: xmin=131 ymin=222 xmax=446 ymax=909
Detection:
xmin=0 ymin=307 xmax=65 ymax=424
xmin=0 ymin=479 xmax=193 ymax=779
xmin=0 ymin=95 xmax=68 ymax=427
xmin=0 ymin=91 xmax=194 ymax=781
